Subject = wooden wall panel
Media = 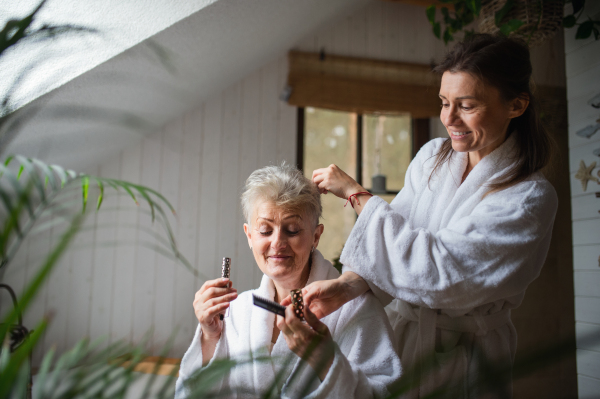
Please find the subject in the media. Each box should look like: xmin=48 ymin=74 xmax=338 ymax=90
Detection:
xmin=573 ymin=219 xmax=600 ymax=247
xmin=577 ymin=349 xmax=600 ymax=379
xmin=197 ymin=95 xmax=222 ymax=284
xmin=66 ymin=188 xmax=98 ymax=350
xmin=42 ymin=225 xmax=68 ymax=356
xmin=576 ymin=322 xmax=600 ymax=353
xmin=573 ymin=245 xmax=600 ymax=271
xmin=218 ymin=85 xmax=243 ymax=286
xmin=111 ymin=146 xmax=141 ymax=345
xmin=154 ymin=119 xmax=182 ymax=354
xmin=172 ymin=107 xmax=203 ymax=355
xmin=571 ymin=195 xmax=600 ymax=222
xmin=239 ymin=71 xmax=262 ymax=289
xmin=574 ymin=271 xmax=600 ymax=298
xmin=132 ymin=137 xmax=161 ymax=349
xmin=89 ymin=161 xmax=120 ymax=351
xmin=578 ymin=375 xmax=600 ymax=398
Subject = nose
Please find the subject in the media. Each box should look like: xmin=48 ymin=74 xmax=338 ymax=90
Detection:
xmin=442 ymin=104 xmax=460 ymax=127
xmin=270 ymin=229 xmax=288 ymax=250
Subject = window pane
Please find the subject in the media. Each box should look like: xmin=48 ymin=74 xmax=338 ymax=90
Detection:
xmin=304 ymin=107 xmax=357 ymax=263
xmin=362 ymin=113 xmax=412 ymax=192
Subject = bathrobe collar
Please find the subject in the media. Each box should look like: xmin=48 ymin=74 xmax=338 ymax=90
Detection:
xmin=249 ymin=250 xmax=330 ymax=389
xmin=440 ymin=132 xmax=518 ymax=228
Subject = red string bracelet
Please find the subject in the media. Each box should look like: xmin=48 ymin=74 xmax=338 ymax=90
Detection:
xmin=344 ymin=191 xmax=373 ymax=208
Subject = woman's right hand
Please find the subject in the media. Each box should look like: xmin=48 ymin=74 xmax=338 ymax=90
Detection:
xmin=312 ymin=164 xmax=364 ymax=199
xmin=193 ymin=278 xmax=238 ymax=339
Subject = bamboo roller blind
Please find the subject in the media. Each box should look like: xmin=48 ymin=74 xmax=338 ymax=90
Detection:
xmin=286 ymin=51 xmax=441 ymax=118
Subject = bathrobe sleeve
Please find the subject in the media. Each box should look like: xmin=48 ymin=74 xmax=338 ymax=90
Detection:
xmin=281 ymin=293 xmax=402 ymax=399
xmin=174 ymin=324 xmax=229 ymax=399
xmin=340 ymin=153 xmax=558 ymax=311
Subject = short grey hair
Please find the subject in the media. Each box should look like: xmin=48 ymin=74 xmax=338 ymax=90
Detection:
xmin=241 ymin=163 xmax=322 ymax=227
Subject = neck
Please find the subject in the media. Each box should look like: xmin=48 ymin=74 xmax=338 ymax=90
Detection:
xmin=272 ymin=256 xmax=312 ymax=302
xmin=466 ymin=132 xmax=510 ymax=173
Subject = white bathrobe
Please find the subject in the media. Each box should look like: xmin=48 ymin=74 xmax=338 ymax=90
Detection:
xmin=175 ymin=250 xmax=402 ymax=399
xmin=340 ymin=135 xmax=558 ymax=398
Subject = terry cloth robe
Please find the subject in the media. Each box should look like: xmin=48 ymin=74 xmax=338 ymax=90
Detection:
xmin=175 ymin=250 xmax=402 ymax=399
xmin=340 ymin=134 xmax=558 ymax=398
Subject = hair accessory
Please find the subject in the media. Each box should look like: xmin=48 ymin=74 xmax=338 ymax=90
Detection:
xmin=220 ymin=257 xmax=231 ymax=320
xmin=222 ymin=257 xmax=231 ymax=279
xmin=344 ymin=191 xmax=373 ymax=208
xmin=252 ymin=294 xmax=286 ymax=316
xmin=290 ymin=289 xmax=305 ymax=321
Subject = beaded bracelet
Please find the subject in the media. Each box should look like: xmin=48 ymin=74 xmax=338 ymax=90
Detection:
xmin=344 ymin=191 xmax=373 ymax=208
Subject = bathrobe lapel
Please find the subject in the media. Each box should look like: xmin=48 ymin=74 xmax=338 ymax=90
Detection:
xmin=249 ymin=275 xmax=278 ymax=394
xmin=247 ymin=252 xmax=333 ymax=396
xmin=431 ymin=134 xmax=518 ymax=230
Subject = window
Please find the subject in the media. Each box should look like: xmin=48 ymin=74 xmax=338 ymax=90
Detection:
xmin=300 ymin=107 xmax=414 ymax=262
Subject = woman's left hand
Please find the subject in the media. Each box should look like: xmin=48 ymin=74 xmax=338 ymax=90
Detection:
xmin=277 ymin=305 xmax=335 ymax=381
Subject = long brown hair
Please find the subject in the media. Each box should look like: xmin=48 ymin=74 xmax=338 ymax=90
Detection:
xmin=431 ymin=34 xmax=552 ymax=195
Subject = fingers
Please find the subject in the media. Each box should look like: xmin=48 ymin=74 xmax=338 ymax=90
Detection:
xmin=199 ymin=278 xmax=234 ymax=295
xmin=304 ymin=306 xmax=328 ymax=335
xmin=277 ymin=305 xmax=304 ymax=335
xmin=205 ymin=292 xmax=238 ymax=307
xmin=301 ymin=282 xmax=322 ymax=306
xmin=194 ymin=278 xmax=238 ymax=327
xmin=280 ymin=295 xmax=292 ymax=307
xmin=201 ymin=302 xmax=230 ymax=323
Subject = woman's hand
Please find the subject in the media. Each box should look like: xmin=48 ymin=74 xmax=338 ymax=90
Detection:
xmin=280 ymin=272 xmax=370 ymax=319
xmin=277 ymin=306 xmax=335 ymax=381
xmin=312 ymin=164 xmax=365 ymax=199
xmin=194 ymin=278 xmax=238 ymax=339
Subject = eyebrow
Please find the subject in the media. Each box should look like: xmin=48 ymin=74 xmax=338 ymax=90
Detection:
xmin=439 ymin=94 xmax=477 ymax=100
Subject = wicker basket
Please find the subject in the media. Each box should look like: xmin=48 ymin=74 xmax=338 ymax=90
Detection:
xmin=478 ymin=0 xmax=564 ymax=47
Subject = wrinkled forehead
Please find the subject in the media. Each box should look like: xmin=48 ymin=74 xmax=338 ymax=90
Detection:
xmin=250 ymin=200 xmax=306 ymax=225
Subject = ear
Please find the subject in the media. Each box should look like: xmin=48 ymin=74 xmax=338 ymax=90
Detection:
xmin=243 ymin=223 xmax=252 ymax=248
xmin=508 ymin=94 xmax=529 ymax=119
xmin=312 ymin=224 xmax=324 ymax=249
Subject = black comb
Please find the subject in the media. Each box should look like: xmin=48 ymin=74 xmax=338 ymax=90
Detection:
xmin=252 ymin=294 xmax=286 ymax=316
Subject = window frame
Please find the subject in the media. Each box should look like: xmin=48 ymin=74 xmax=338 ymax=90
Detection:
xmin=296 ymin=107 xmax=430 ymax=194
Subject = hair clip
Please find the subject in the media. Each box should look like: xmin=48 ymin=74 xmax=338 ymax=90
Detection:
xmin=220 ymin=257 xmax=231 ymax=320
xmin=290 ymin=289 xmax=305 ymax=321
xmin=222 ymin=257 xmax=231 ymax=279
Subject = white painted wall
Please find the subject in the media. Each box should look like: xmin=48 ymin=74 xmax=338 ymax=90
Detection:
xmin=564 ymin=1 xmax=600 ymax=396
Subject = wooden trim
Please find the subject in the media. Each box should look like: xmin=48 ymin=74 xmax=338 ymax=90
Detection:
xmin=287 ymin=51 xmax=441 ymax=118
xmin=412 ymin=118 xmax=430 ymax=157
xmin=380 ymin=0 xmax=447 ymax=8
xmin=296 ymin=107 xmax=305 ymax=172
xmin=356 ymin=114 xmax=363 ymax=186
xmin=117 ymin=356 xmax=181 ymax=376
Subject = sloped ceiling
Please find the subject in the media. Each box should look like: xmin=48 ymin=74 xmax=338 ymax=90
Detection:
xmin=1 ymin=0 xmax=219 ymax=114
xmin=2 ymin=0 xmax=370 ymax=171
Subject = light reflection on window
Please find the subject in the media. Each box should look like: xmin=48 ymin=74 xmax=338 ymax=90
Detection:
xmin=304 ymin=108 xmax=412 ymax=263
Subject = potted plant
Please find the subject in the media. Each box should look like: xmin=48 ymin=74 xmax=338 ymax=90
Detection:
xmin=427 ymin=0 xmax=600 ymax=46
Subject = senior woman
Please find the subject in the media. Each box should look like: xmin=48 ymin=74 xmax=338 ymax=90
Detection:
xmin=175 ymin=164 xmax=401 ymax=398
xmin=287 ymin=34 xmax=558 ymax=398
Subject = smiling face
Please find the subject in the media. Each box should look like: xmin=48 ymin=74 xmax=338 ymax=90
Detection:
xmin=243 ymin=201 xmax=323 ymax=290
xmin=439 ymin=71 xmax=528 ymax=165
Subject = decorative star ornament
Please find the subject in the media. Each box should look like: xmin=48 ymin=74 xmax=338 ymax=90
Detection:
xmin=575 ymin=160 xmax=598 ymax=191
